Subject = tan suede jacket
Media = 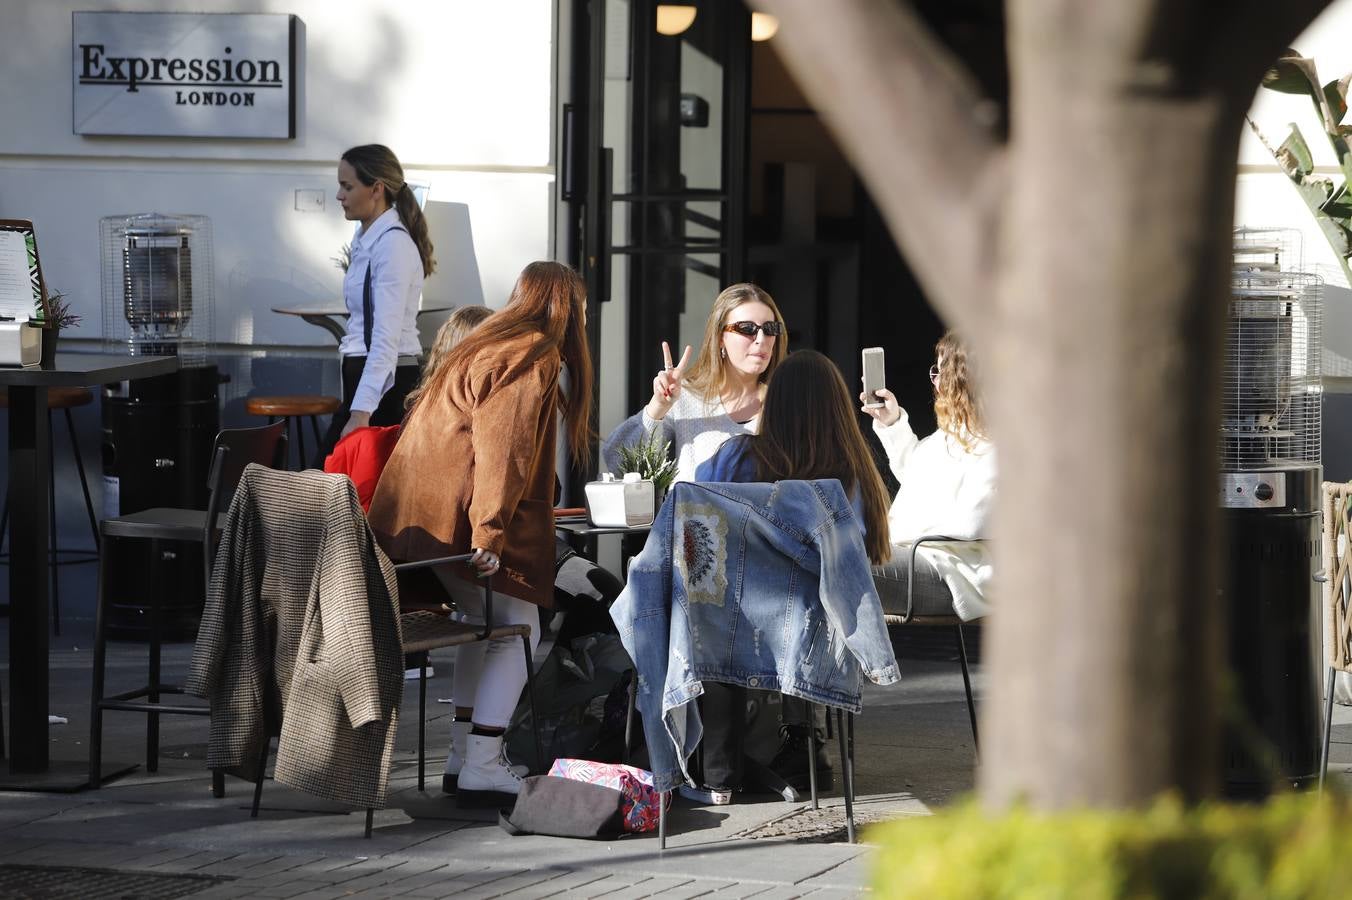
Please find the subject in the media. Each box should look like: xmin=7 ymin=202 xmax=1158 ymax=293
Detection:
xmin=368 ymin=331 xmax=560 ymax=607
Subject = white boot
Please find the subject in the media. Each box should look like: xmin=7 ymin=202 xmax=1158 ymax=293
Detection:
xmin=456 ymin=733 xmax=525 ymax=806
xmin=443 ymin=722 xmax=528 ymax=794
xmin=441 ymin=721 xmax=473 ymax=794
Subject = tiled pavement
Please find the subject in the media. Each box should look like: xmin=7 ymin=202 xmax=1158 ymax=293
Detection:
xmin=3 ymin=589 xmax=1348 ymax=898
xmin=0 ymin=596 xmax=984 ymax=899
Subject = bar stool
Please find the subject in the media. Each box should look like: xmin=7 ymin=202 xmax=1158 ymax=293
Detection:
xmin=244 ymin=395 xmax=340 ymax=470
xmin=0 ymin=386 xmax=99 ymax=636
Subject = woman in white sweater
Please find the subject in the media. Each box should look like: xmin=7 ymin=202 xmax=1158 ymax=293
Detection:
xmin=602 ymin=283 xmax=788 ymax=481
xmin=862 ymin=331 xmax=996 ymax=621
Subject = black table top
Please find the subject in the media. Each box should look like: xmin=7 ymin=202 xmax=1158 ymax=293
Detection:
xmin=555 ymin=517 xmax=653 ymax=537
xmin=0 ymin=353 xmax=178 ymax=387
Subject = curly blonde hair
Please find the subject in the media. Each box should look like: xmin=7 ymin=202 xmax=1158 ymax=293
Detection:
xmin=933 ymin=331 xmax=986 ymax=451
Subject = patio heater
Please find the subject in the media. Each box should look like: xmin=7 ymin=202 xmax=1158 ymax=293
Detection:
xmin=97 ymin=213 xmax=221 ymax=638
xmin=1220 ymin=228 xmax=1323 ymax=793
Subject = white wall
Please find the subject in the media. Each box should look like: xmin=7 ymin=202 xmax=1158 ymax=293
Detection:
xmin=1239 ymin=0 xmax=1352 ymax=280
xmin=0 ymin=0 xmax=557 ymax=346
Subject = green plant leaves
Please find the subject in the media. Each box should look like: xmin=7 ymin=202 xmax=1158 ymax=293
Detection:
xmin=616 ymin=432 xmax=678 ymax=493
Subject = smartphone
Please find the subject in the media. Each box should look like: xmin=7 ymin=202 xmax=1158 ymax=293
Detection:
xmin=861 ymin=347 xmax=886 ymax=407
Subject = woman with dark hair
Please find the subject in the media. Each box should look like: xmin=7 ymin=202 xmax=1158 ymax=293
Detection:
xmin=602 ymin=283 xmax=788 ymax=482
xmin=316 ymin=143 xmax=437 ymax=463
xmin=368 ymin=261 xmax=592 ymax=803
xmin=863 ymin=330 xmax=996 ymax=622
xmin=686 ymin=350 xmax=891 ymax=804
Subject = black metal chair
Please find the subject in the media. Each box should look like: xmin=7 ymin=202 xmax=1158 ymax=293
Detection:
xmin=673 ymin=535 xmax=984 ymax=847
xmin=873 ymin=535 xmax=982 ymax=747
xmin=87 ymin=420 xmax=288 ymax=791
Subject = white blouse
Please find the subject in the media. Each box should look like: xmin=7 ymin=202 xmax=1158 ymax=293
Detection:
xmin=339 ymin=207 xmax=424 ymax=413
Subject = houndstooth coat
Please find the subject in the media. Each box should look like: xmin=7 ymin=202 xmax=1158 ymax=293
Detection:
xmin=185 ymin=465 xmax=403 ymax=809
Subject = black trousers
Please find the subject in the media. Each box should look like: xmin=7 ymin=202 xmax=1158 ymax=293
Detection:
xmin=314 ymin=355 xmax=421 ymax=467
xmin=699 ymin=682 xmax=747 ymax=790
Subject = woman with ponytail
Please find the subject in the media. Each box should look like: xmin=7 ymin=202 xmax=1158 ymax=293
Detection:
xmin=316 ymin=143 xmax=436 ymax=464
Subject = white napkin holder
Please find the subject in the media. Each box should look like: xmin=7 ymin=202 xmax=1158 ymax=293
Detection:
xmin=0 ymin=321 xmax=40 ymax=368
xmin=584 ymin=472 xmax=656 ymax=528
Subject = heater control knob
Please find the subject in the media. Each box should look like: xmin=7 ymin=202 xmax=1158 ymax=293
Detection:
xmin=1254 ymin=482 xmax=1275 ymax=502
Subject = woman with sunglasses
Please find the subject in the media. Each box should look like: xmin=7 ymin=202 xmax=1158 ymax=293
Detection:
xmin=862 ymin=330 xmax=996 ymax=623
xmin=602 ymin=283 xmax=787 ymax=482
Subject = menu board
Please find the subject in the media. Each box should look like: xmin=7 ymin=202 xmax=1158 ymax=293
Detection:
xmin=0 ymin=220 xmax=43 ymax=322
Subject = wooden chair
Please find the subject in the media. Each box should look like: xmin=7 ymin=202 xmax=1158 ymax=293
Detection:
xmin=1320 ymin=481 xmax=1352 ymax=789
xmin=87 ymin=421 xmax=288 ymax=791
xmin=244 ymin=394 xmax=340 ymax=469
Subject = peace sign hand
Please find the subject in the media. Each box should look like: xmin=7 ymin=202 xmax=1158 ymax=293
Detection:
xmin=645 ymin=341 xmax=692 ymax=421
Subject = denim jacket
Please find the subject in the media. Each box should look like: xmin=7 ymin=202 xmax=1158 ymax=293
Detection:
xmin=610 ymin=479 xmax=900 ymax=792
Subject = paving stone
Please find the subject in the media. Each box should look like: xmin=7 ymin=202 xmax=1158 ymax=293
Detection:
xmin=397 ymin=868 xmax=524 ymax=898
xmin=650 ymin=881 xmax=736 ymax=899
xmin=247 ymin=879 xmax=336 ymax=899
xmin=499 ymin=869 xmax=615 ymax=896
xmin=193 ymin=852 xmax=283 ymax=876
xmin=454 ymin=867 xmax=580 ymax=898
xmin=589 ymin=877 xmax=697 ymax=899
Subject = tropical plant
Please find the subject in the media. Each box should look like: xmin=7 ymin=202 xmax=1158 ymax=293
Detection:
xmin=1251 ymin=50 xmax=1352 ymax=286
xmin=616 ymin=432 xmax=678 ymax=494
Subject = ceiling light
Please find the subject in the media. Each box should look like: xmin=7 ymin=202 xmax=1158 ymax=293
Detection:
xmin=656 ymin=5 xmax=697 ymax=36
xmin=751 ymin=12 xmax=779 ymax=42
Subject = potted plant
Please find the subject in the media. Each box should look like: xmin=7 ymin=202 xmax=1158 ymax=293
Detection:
xmin=32 ymin=289 xmax=82 ymax=368
xmin=616 ymin=432 xmax=678 ymax=507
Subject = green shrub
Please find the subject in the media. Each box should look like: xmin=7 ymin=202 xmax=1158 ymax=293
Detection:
xmin=871 ymin=793 xmax=1352 ymax=900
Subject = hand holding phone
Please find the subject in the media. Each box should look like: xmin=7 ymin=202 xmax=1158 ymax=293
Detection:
xmin=861 ymin=347 xmax=886 ymax=407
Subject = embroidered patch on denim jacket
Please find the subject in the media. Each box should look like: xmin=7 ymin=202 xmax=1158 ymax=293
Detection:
xmin=674 ymin=501 xmax=729 ymax=606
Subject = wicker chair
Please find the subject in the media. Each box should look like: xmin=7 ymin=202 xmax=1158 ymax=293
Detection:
xmin=1319 ymin=481 xmax=1352 ymax=789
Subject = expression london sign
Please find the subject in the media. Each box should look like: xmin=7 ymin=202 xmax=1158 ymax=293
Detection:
xmin=72 ymin=11 xmax=299 ymax=138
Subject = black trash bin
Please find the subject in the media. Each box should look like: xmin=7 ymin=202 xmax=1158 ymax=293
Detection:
xmin=101 ymin=365 xmax=220 ymax=640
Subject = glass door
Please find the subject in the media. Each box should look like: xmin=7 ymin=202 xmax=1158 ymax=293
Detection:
xmin=575 ymin=0 xmax=751 ymax=446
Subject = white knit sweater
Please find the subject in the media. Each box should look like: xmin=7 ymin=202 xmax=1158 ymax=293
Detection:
xmin=602 ymin=388 xmax=758 ymax=484
xmin=874 ymin=410 xmax=997 ymax=620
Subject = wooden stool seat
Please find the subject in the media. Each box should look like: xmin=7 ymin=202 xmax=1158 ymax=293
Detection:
xmin=245 ymin=395 xmax=340 ymax=417
xmin=0 ymin=386 xmax=94 ymax=409
xmin=245 ymin=394 xmax=341 ymax=469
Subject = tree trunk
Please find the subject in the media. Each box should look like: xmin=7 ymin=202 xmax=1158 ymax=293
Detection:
xmin=979 ymin=78 xmax=1243 ymax=806
xmin=754 ymin=0 xmax=1335 ymax=810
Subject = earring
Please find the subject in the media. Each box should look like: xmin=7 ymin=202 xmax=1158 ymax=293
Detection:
xmin=720 ymin=347 xmax=727 ymax=360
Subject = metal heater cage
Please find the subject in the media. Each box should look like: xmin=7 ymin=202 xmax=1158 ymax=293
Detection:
xmin=99 ymin=213 xmax=214 ymax=365
xmin=1225 ymin=228 xmax=1322 ymax=472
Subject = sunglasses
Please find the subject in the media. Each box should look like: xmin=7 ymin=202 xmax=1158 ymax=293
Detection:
xmin=723 ymin=320 xmax=784 ymax=338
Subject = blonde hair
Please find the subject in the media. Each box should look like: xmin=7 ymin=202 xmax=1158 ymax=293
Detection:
xmin=682 ymin=283 xmax=788 ymax=402
xmin=404 ymin=305 xmax=494 ymax=411
xmin=933 ymin=331 xmax=987 ymax=451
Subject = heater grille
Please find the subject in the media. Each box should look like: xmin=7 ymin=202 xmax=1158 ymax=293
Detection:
xmin=1224 ymin=229 xmax=1322 ymax=471
xmin=99 ymin=213 xmax=213 ymax=364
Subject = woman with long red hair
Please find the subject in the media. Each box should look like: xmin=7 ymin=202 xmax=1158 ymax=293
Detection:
xmin=369 ymin=260 xmax=592 ymax=803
